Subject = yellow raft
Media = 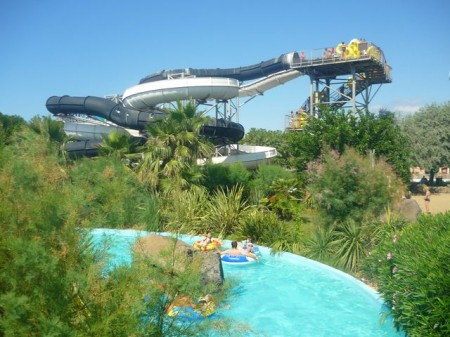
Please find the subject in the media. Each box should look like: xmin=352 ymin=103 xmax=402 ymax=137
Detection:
xmin=168 ymin=300 xmax=216 ymax=320
xmin=193 ymin=238 xmax=222 ymax=251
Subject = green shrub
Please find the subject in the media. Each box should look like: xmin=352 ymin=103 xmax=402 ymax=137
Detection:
xmin=237 ymin=208 xmax=304 ymax=254
xmin=0 ymin=127 xmax=99 ymax=336
xmin=201 ymin=162 xmax=251 ymax=195
xmin=303 ymin=225 xmax=337 ymax=265
xmin=249 ymin=164 xmax=296 ymax=203
xmin=159 ymin=187 xmax=209 ymax=234
xmin=363 ymin=212 xmax=450 ymax=336
xmin=307 ymin=147 xmax=405 ymax=228
xmin=69 ymin=157 xmax=159 ymax=229
xmin=206 ymin=185 xmax=251 ymax=237
xmin=237 ymin=208 xmax=278 ymax=243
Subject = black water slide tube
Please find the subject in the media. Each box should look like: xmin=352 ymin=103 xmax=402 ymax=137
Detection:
xmin=139 ymin=52 xmax=300 ymax=84
xmin=46 ymin=96 xmax=162 ymax=130
xmin=46 ymin=96 xmax=245 ymax=145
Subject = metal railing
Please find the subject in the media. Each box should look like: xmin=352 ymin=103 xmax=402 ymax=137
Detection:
xmin=292 ymin=41 xmax=388 ymax=68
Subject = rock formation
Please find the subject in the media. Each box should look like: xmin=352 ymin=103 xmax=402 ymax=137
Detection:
xmin=134 ymin=234 xmax=224 ymax=286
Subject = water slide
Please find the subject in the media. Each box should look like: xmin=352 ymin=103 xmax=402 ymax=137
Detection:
xmin=47 ymin=41 xmax=389 ymax=164
xmin=46 ymin=95 xmax=164 ymax=130
xmin=123 ymin=52 xmax=303 ymax=110
xmin=47 ymin=95 xmax=245 ymax=142
xmin=139 ymin=52 xmax=301 ymax=83
xmin=47 ymin=52 xmax=306 ymax=164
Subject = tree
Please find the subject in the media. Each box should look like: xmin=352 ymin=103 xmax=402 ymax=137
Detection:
xmin=307 ymin=147 xmax=405 ymax=227
xmin=69 ymin=156 xmax=160 ymax=230
xmin=28 ymin=115 xmax=66 ymax=145
xmin=0 ymin=124 xmax=96 ymax=336
xmin=399 ymin=102 xmax=450 ymax=183
xmin=98 ymin=130 xmax=139 ymax=159
xmin=136 ymin=101 xmax=214 ymax=191
xmin=286 ymin=107 xmax=411 ymax=183
xmin=304 ymin=147 xmax=405 ymax=272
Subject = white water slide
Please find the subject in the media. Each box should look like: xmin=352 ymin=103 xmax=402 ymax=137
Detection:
xmin=122 ymin=51 xmax=303 ymax=109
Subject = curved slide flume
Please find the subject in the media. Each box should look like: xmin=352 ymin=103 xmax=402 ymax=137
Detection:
xmin=139 ymin=52 xmax=301 ymax=83
xmin=46 ymin=96 xmax=245 ymax=155
xmin=46 ymin=95 xmax=165 ymax=130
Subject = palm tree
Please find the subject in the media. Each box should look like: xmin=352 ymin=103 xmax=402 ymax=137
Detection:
xmin=98 ymin=131 xmax=136 ymax=159
xmin=136 ymin=101 xmax=214 ymax=191
xmin=28 ymin=116 xmax=66 ymax=144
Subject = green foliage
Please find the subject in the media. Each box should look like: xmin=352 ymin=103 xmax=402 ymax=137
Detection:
xmin=82 ymin=238 xmax=236 ymax=337
xmin=201 ymin=162 xmax=251 ymax=194
xmin=68 ymin=156 xmax=159 ymax=229
xmin=307 ymin=147 xmax=405 ymax=227
xmin=0 ymin=126 xmax=98 ymax=336
xmin=258 ymin=177 xmax=304 ymax=221
xmin=0 ymin=112 xmax=26 ymax=146
xmin=249 ymin=164 xmax=297 ymax=202
xmin=242 ymin=128 xmax=291 ymax=167
xmin=98 ymin=130 xmax=139 ymax=159
xmin=398 ymin=101 xmax=450 ymax=172
xmin=357 ymin=109 xmax=411 ymax=183
xmin=303 ymin=225 xmax=337 ymax=265
xmin=332 ymin=220 xmax=369 ymax=272
xmin=263 ymin=221 xmax=304 ymax=255
xmin=286 ymin=108 xmax=411 ymax=183
xmin=304 ymin=221 xmax=375 ymax=272
xmin=303 ymin=147 xmax=405 ymax=272
xmin=237 ymin=208 xmax=304 ymax=254
xmin=237 ymin=208 xmax=278 ymax=243
xmin=206 ymin=185 xmax=252 ymax=237
xmin=362 ymin=212 xmax=450 ymax=336
xmin=5 ymin=101 xmax=446 ymax=335
xmin=0 ymin=124 xmax=237 ymax=336
xmin=28 ymin=115 xmax=67 ymax=145
xmin=137 ymin=101 xmax=214 ymax=191
xmin=159 ymin=187 xmax=209 ymax=234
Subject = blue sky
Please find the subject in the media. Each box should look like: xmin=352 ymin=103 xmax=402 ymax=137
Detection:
xmin=1 ymin=0 xmax=449 ymax=131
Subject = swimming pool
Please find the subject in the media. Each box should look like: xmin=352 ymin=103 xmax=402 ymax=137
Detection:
xmin=90 ymin=229 xmax=405 ymax=337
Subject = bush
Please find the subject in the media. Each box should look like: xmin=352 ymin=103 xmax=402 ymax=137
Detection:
xmin=237 ymin=208 xmax=278 ymax=243
xmin=249 ymin=164 xmax=296 ymax=204
xmin=238 ymin=208 xmax=304 ymax=254
xmin=206 ymin=185 xmax=251 ymax=237
xmin=159 ymin=187 xmax=209 ymax=234
xmin=69 ymin=157 xmax=159 ymax=229
xmin=307 ymin=147 xmax=405 ymax=228
xmin=363 ymin=212 xmax=450 ymax=336
xmin=201 ymin=162 xmax=250 ymax=195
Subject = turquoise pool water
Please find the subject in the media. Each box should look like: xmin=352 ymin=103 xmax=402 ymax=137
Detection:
xmin=90 ymin=229 xmax=405 ymax=337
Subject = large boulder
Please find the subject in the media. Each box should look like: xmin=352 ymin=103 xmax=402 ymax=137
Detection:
xmin=395 ymin=197 xmax=422 ymax=222
xmin=200 ymin=251 xmax=224 ymax=286
xmin=134 ymin=234 xmax=224 ymax=286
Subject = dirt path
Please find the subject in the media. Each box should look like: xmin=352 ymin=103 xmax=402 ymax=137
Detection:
xmin=411 ymin=193 xmax=450 ymax=215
